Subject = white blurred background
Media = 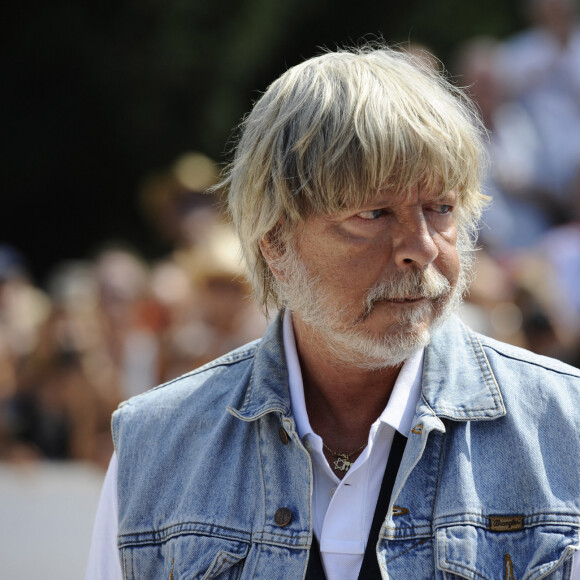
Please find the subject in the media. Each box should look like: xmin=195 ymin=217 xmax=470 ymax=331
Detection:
xmin=0 ymin=462 xmax=103 ymax=579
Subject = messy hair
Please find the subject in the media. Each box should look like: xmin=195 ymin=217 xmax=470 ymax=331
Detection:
xmin=222 ymin=44 xmax=488 ymax=312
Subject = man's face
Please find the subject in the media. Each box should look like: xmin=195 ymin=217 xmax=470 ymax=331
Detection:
xmin=278 ymin=184 xmax=468 ymax=369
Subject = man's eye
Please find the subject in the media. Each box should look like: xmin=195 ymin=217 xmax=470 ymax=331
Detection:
xmin=433 ymin=204 xmax=453 ymax=214
xmin=357 ymin=209 xmax=386 ymax=220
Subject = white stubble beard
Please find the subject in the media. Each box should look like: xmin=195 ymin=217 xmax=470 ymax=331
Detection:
xmin=274 ymin=235 xmax=473 ymax=370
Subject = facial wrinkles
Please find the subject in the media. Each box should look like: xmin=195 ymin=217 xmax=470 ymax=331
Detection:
xmin=275 ymin=230 xmax=473 ymax=369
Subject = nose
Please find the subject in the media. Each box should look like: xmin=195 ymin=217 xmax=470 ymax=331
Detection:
xmin=392 ymin=215 xmax=439 ymax=269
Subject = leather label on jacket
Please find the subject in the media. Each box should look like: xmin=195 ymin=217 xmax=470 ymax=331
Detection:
xmin=488 ymin=515 xmax=524 ymax=532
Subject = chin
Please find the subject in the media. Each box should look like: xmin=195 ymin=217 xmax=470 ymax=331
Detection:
xmin=320 ymin=315 xmax=431 ymax=370
xmin=339 ymin=329 xmax=430 ymax=370
xmin=340 ymin=294 xmax=457 ymax=370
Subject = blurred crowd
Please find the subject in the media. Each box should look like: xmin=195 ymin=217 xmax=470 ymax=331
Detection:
xmin=1 ymin=0 xmax=580 ymax=469
xmin=452 ymin=0 xmax=580 ymax=366
xmin=0 ymin=153 xmax=269 ymax=469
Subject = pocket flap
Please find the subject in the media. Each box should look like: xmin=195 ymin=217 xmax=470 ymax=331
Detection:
xmin=436 ymin=523 xmax=578 ymax=580
xmin=123 ymin=536 xmax=250 ymax=580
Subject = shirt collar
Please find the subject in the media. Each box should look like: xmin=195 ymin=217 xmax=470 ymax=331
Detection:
xmin=231 ymin=312 xmax=505 ymax=425
xmin=283 ymin=309 xmax=424 ymax=440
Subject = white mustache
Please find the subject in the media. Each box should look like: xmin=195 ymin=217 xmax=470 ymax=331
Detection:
xmin=362 ymin=268 xmax=451 ymax=318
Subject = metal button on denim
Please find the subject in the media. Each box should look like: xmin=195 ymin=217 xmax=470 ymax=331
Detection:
xmin=274 ymin=508 xmax=293 ymax=526
xmin=278 ymin=427 xmax=289 ymax=445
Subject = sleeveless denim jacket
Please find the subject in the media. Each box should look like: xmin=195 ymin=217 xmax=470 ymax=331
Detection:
xmin=112 ymin=314 xmax=580 ymax=579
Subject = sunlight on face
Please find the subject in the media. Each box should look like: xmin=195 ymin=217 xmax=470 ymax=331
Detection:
xmin=275 ymin=238 xmax=471 ymax=370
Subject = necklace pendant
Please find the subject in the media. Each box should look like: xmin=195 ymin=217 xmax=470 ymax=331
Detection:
xmin=333 ymin=455 xmax=352 ymax=472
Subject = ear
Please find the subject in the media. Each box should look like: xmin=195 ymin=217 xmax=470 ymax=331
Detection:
xmin=259 ymin=227 xmax=287 ymax=282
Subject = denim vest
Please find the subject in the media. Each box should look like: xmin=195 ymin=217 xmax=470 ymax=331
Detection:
xmin=112 ymin=314 xmax=580 ymax=579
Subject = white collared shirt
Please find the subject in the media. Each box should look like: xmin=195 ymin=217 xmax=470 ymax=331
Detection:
xmin=283 ymin=310 xmax=423 ymax=579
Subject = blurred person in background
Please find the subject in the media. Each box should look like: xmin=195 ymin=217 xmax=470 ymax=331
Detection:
xmin=141 ymin=151 xmax=268 ymax=379
xmin=6 ymin=258 xmax=123 ymax=467
xmin=151 ymin=225 xmax=268 ymax=379
xmin=452 ymin=33 xmax=580 ymax=367
xmin=0 ymin=244 xmax=53 ymax=460
xmin=452 ymin=36 xmax=555 ymax=251
xmin=92 ymin=247 xmax=163 ymax=400
xmin=87 ymin=45 xmax=580 ymax=578
xmin=497 ymin=0 xmax=580 ymax=225
xmin=0 ymin=151 xmax=267 ymax=467
xmin=510 ymin=222 xmax=580 ymax=367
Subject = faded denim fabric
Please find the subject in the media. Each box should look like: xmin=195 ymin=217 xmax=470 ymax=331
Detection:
xmin=113 ymin=314 xmax=580 ymax=579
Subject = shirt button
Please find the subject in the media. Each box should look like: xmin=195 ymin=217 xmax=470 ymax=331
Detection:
xmin=304 ymin=440 xmax=312 ymax=452
xmin=279 ymin=427 xmax=290 ymax=445
xmin=330 ymin=487 xmax=337 ymax=498
xmin=274 ymin=507 xmax=293 ymax=527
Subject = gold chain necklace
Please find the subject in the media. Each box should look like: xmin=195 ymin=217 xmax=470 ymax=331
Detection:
xmin=322 ymin=441 xmax=367 ymax=472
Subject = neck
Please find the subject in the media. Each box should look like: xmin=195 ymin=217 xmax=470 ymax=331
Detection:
xmin=291 ymin=313 xmax=403 ymax=454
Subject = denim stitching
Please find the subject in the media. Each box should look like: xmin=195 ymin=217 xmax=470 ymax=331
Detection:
xmin=504 ymin=553 xmax=515 ymax=580
xmin=442 ymin=536 xmax=488 ymax=580
xmin=384 ymin=538 xmax=429 ymax=564
xmin=431 ymin=426 xmax=447 ymax=572
xmin=430 ymin=511 xmax=580 ymax=528
xmin=187 ymin=511 xmax=580 ymax=543
xmin=479 ymin=339 xmax=580 ymax=379
xmin=201 ymin=550 xmax=247 ymax=580
xmin=257 ymin=416 xmax=268 ymax=542
xmin=469 ymin=331 xmax=503 ymax=410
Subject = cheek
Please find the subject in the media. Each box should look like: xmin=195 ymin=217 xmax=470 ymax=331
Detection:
xmin=434 ymin=223 xmax=460 ymax=277
xmin=300 ymin=230 xmax=377 ymax=278
xmin=437 ymin=243 xmax=461 ymax=285
xmin=304 ymin=250 xmax=378 ymax=312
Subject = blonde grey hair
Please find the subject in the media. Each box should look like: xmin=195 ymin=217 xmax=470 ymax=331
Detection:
xmin=223 ymin=45 xmax=488 ymax=312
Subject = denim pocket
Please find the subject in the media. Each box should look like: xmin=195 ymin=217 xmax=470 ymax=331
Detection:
xmin=121 ymin=536 xmax=250 ymax=580
xmin=436 ymin=523 xmax=578 ymax=580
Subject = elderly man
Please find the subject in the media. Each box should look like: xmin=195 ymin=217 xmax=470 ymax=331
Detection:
xmin=87 ymin=46 xmax=580 ymax=579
